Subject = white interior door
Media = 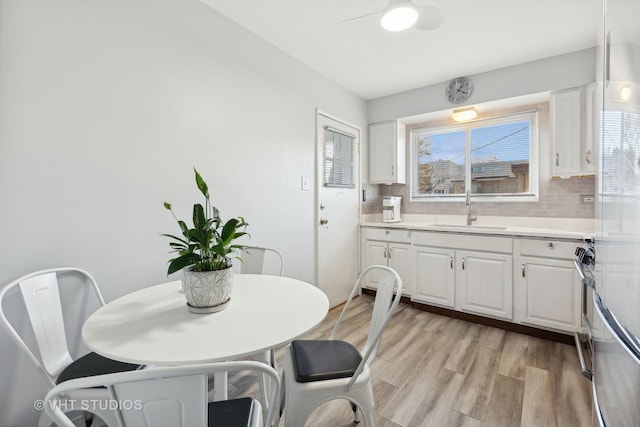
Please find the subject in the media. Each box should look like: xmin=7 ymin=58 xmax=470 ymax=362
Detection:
xmin=316 ymin=112 xmax=360 ymax=307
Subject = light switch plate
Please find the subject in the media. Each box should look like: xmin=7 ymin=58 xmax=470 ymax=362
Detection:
xmin=301 ymin=176 xmax=310 ymax=191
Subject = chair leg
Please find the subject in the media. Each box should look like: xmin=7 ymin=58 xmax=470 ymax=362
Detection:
xmin=279 ymin=370 xmax=286 ymax=418
xmin=253 ymin=350 xmax=273 ymax=411
xmin=283 ymin=402 xmax=314 ymax=427
xmin=352 ymin=402 xmax=361 ymax=423
xmin=350 ymin=385 xmax=377 ymax=427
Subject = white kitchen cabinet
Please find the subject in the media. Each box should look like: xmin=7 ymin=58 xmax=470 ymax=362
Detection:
xmin=456 ymin=250 xmax=514 ymax=320
xmin=362 ymin=228 xmax=411 ymax=292
xmin=514 ymin=238 xmax=582 ymax=333
xmin=550 ymin=85 xmax=597 ymax=177
xmin=551 ymin=87 xmax=583 ymax=177
xmin=368 ymin=121 xmax=406 ymax=184
xmin=411 ymin=232 xmax=513 ymax=317
xmin=413 ymin=246 xmax=455 ymax=308
xmin=361 ymin=226 xmax=585 ymax=334
xmin=583 ymin=82 xmax=598 ymax=174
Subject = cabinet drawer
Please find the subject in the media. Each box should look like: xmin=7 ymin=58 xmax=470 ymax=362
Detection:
xmin=364 ymin=227 xmax=412 ymax=243
xmin=412 ymin=231 xmax=512 ymax=254
xmin=519 ymin=238 xmax=578 ymax=259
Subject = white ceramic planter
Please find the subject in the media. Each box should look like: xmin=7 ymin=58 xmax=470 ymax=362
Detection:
xmin=182 ymin=267 xmax=233 ymax=313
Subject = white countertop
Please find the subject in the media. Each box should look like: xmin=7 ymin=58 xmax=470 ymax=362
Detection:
xmin=361 ymin=214 xmax=594 ymax=240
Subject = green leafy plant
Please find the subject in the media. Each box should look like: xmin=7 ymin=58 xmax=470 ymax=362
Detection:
xmin=162 ymin=168 xmax=249 ymax=275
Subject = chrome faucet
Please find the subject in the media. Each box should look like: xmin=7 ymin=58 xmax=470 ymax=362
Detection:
xmin=465 ymin=189 xmax=477 ymax=225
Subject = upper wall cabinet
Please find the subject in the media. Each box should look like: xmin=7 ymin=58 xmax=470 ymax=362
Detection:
xmin=583 ymin=83 xmax=597 ymax=175
xmin=368 ymin=121 xmax=406 ymax=184
xmin=550 ymin=85 xmax=596 ymax=177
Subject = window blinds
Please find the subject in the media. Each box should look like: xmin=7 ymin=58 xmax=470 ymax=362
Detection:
xmin=324 ymin=127 xmax=355 ymax=188
xmin=411 ymin=110 xmax=537 ymax=198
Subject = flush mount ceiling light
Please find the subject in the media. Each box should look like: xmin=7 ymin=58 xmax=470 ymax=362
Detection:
xmin=380 ymin=1 xmax=418 ymax=32
xmin=341 ymin=0 xmax=445 ymax=32
xmin=451 ymin=107 xmax=477 ymax=122
xmin=619 ymin=83 xmax=632 ymax=102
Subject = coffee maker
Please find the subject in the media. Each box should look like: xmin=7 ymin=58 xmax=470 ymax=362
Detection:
xmin=382 ymin=196 xmax=402 ymax=223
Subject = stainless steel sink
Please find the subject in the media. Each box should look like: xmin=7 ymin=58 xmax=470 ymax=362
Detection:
xmin=428 ymin=224 xmax=508 ymax=230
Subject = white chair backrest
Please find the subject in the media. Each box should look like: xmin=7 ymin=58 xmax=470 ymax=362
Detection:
xmin=329 ymin=265 xmax=402 ymax=389
xmin=363 ymin=267 xmax=399 ymax=360
xmin=241 ymin=246 xmax=284 ymax=276
xmin=19 ymin=273 xmax=73 ymax=378
xmin=0 ymin=268 xmax=105 ymax=386
xmin=44 ymin=361 xmax=280 ymax=427
xmin=114 ymin=373 xmax=207 ymax=426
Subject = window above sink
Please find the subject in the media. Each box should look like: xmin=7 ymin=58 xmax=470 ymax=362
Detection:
xmin=409 ymin=110 xmax=540 ymax=202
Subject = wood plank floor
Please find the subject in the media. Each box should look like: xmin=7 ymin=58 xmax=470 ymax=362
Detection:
xmin=228 ymin=294 xmax=592 ymax=426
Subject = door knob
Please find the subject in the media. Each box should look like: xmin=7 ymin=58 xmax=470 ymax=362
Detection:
xmin=320 ymin=218 xmax=329 ymax=225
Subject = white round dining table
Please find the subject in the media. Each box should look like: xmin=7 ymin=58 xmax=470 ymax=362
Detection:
xmin=82 ymin=274 xmax=329 ymax=366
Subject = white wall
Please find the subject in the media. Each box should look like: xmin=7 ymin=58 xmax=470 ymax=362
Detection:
xmin=367 ymin=48 xmax=596 ymax=123
xmin=0 ymin=0 xmax=366 ymax=424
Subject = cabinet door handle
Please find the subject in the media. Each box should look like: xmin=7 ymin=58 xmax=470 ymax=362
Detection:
xmin=383 ymin=248 xmax=387 ymax=258
xmin=461 ymin=258 xmax=465 ymax=270
xmin=522 ymin=264 xmax=526 ymax=278
xmin=388 ymin=248 xmax=392 ymax=259
xmin=450 ymin=256 xmax=453 ymax=269
xmin=555 ymin=153 xmax=559 ymax=166
xmin=585 ymin=149 xmax=592 ymax=164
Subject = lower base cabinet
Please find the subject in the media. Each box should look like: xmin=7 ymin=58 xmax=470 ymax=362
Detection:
xmin=361 ymin=227 xmax=584 ymax=334
xmin=414 ymin=246 xmax=455 ymax=308
xmin=517 ymin=256 xmax=581 ymax=333
xmin=457 ymin=251 xmax=513 ymax=320
xmin=362 ymin=228 xmax=411 ymax=292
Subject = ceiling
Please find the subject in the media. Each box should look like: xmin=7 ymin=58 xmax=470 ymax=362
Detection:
xmin=200 ymin=0 xmax=602 ymax=100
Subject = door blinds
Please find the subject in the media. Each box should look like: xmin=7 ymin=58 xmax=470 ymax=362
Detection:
xmin=323 ymin=126 xmax=355 ymax=188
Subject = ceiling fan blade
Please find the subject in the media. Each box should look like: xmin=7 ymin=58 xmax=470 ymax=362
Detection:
xmin=414 ymin=6 xmax=445 ymax=31
xmin=339 ymin=10 xmax=382 ymax=24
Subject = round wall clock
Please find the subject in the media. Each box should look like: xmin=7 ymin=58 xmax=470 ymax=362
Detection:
xmin=446 ymin=77 xmax=473 ymax=104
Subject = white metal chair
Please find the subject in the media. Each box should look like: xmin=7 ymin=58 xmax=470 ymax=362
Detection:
xmin=282 ymin=265 xmax=403 ymax=427
xmin=240 ymin=246 xmax=284 ymax=276
xmin=237 ymin=246 xmax=284 ymax=410
xmin=0 ymin=268 xmax=143 ymax=427
xmin=44 ymin=360 xmax=281 ymax=427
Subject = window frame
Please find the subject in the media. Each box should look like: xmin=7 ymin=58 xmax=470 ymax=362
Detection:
xmin=409 ymin=110 xmax=539 ymax=202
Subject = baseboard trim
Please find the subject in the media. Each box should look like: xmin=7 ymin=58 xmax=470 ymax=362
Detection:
xmin=361 ymin=288 xmax=574 ymax=345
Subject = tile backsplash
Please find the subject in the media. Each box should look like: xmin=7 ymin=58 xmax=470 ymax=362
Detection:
xmin=364 ymin=177 xmax=595 ymax=218
xmin=362 ymin=102 xmax=596 ymax=219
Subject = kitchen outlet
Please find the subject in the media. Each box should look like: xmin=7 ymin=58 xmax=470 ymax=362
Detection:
xmin=301 ymin=176 xmax=310 ymax=191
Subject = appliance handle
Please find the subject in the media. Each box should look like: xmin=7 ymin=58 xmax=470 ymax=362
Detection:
xmin=573 ymin=260 xmax=595 ymax=289
xmin=573 ymin=332 xmax=592 ymax=381
xmin=594 ymin=292 xmax=640 ymax=363
xmin=592 ymin=380 xmax=606 ymax=427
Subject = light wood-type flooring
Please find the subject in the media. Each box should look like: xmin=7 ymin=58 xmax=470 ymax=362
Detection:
xmin=228 ymin=294 xmax=593 ymax=427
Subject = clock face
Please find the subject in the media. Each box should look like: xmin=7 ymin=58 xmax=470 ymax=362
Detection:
xmin=446 ymin=77 xmax=473 ymax=104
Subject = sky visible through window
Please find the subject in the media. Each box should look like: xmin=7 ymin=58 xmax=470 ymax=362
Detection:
xmin=419 ymin=121 xmax=531 ymax=165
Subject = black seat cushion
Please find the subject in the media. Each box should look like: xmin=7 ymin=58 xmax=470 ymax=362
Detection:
xmin=290 ymin=339 xmax=362 ymax=383
xmin=208 ymin=397 xmax=258 ymax=427
xmin=56 ymin=352 xmax=141 ymax=384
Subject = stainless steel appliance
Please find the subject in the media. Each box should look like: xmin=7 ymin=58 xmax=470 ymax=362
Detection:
xmin=382 ymin=196 xmax=402 ymax=223
xmin=574 ymin=239 xmax=595 ymax=382
xmin=591 ymin=0 xmax=640 ymax=425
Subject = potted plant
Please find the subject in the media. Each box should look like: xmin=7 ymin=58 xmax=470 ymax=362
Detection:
xmin=162 ymin=168 xmax=249 ymax=313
